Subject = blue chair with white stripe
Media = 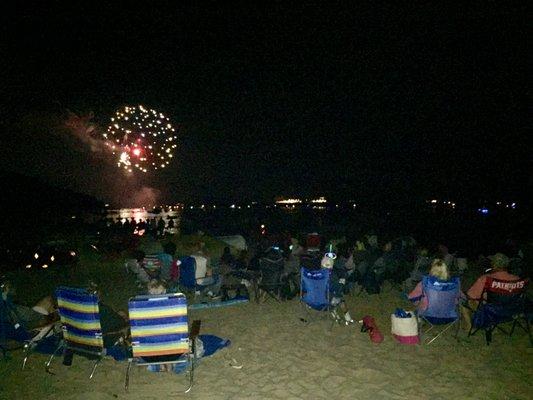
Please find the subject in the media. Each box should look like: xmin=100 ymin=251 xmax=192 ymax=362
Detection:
xmin=47 ymin=287 xmax=108 ymax=379
xmin=300 ymin=267 xmax=338 ymax=325
xmin=417 ymin=275 xmax=461 ymax=344
xmin=125 ymin=292 xmax=200 ymax=393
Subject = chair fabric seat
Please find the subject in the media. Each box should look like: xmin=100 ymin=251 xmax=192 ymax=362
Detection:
xmin=300 ymin=267 xmax=331 ymax=312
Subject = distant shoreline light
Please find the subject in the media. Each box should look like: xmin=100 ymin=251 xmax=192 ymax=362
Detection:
xmin=275 ymin=198 xmax=302 ymax=204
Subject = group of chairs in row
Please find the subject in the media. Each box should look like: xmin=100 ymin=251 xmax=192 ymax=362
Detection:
xmin=8 ymin=267 xmax=531 ymax=396
xmin=407 ymin=274 xmax=530 ymax=345
xmin=299 ymin=264 xmax=531 ymax=346
xmin=22 ymin=288 xmax=200 ymax=393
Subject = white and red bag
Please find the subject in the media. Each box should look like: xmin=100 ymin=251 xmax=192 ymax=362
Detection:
xmin=391 ymin=312 xmax=419 ymax=345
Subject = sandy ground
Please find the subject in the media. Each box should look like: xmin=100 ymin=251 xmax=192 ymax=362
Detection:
xmin=1 ymin=287 xmax=532 ymax=400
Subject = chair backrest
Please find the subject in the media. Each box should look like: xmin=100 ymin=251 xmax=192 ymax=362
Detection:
xmin=179 ymin=257 xmax=197 ymax=289
xmin=143 ymin=255 xmax=162 ymax=271
xmin=306 ymin=233 xmax=321 ymax=250
xmin=420 ymin=276 xmax=460 ymax=322
xmin=259 ymin=256 xmax=284 ymax=285
xmin=128 ymin=293 xmax=189 ymax=358
xmin=300 ymin=267 xmax=330 ymax=310
xmin=56 ymin=287 xmax=104 ymax=354
xmin=299 ymin=252 xmax=321 ymax=270
xmin=483 ymin=277 xmax=528 ymax=307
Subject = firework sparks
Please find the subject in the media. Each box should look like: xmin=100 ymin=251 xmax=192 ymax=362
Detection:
xmin=105 ymin=105 xmax=178 ymax=173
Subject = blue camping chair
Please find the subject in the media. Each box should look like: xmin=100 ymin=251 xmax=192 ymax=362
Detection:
xmin=300 ymin=267 xmax=336 ymax=324
xmin=178 ymin=256 xmax=199 ymax=291
xmin=47 ymin=287 xmax=124 ymax=379
xmin=125 ymin=293 xmax=200 ymax=393
xmin=417 ymin=275 xmax=461 ymax=344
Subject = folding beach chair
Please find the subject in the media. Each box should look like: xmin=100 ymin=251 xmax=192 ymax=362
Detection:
xmin=125 ymin=293 xmax=200 ymax=393
xmin=417 ymin=275 xmax=461 ymax=345
xmin=468 ymin=277 xmax=531 ymax=345
xmin=300 ymin=267 xmax=337 ymax=325
xmin=0 ymin=281 xmax=59 ymax=368
xmin=256 ymin=252 xmax=284 ymax=303
xmin=46 ymin=287 xmax=120 ymax=379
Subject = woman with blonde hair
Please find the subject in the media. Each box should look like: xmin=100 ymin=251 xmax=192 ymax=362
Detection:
xmin=408 ymin=259 xmax=450 ymax=312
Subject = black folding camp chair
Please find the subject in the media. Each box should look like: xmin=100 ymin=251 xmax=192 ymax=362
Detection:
xmin=468 ymin=277 xmax=531 ymax=345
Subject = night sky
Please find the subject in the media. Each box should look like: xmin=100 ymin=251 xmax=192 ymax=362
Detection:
xmin=1 ymin=3 xmax=530 ymax=205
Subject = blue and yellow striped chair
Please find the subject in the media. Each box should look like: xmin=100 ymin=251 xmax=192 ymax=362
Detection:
xmin=125 ymin=293 xmax=199 ymax=393
xmin=46 ymin=287 xmax=106 ymax=379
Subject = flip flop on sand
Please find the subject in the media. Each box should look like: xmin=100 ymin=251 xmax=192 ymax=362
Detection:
xmin=228 ymin=357 xmax=243 ymax=369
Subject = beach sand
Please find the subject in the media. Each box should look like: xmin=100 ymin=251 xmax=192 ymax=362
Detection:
xmin=1 ymin=285 xmax=531 ymax=400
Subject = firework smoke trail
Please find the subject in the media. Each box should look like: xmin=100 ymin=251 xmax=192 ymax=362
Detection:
xmin=63 ymin=110 xmax=109 ymax=154
xmin=62 ymin=109 xmax=166 ymax=207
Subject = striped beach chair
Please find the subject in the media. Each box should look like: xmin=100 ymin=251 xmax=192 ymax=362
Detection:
xmin=46 ymin=287 xmax=106 ymax=379
xmin=125 ymin=293 xmax=200 ymax=393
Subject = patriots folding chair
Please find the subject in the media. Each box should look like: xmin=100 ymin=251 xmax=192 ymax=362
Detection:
xmin=47 ymin=287 xmax=116 ymax=379
xmin=125 ymin=293 xmax=200 ymax=393
xmin=417 ymin=275 xmax=461 ymax=345
xmin=468 ymin=277 xmax=531 ymax=345
xmin=300 ymin=267 xmax=338 ymax=325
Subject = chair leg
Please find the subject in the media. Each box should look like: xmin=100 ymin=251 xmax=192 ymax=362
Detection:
xmin=526 ymin=317 xmax=533 ymax=347
xmin=453 ymin=318 xmax=461 ymax=340
xmin=510 ymin=318 xmax=517 ymax=336
xmin=426 ymin=322 xmax=455 ymax=345
xmin=89 ymin=357 xmax=101 ymax=379
xmin=184 ymin=354 xmax=194 ymax=393
xmin=22 ymin=342 xmax=33 ymax=370
xmin=124 ymin=361 xmax=132 ymax=391
xmin=45 ymin=341 xmax=64 ymax=374
xmin=485 ymin=328 xmax=492 ymax=345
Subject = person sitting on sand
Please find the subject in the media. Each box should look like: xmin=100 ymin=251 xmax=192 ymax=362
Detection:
xmin=159 ymin=241 xmax=177 ymax=282
xmin=408 ymin=259 xmax=452 ymax=312
xmin=147 ymin=279 xmax=167 ymax=295
xmin=1 ymin=280 xmax=58 ymax=340
xmin=125 ymin=250 xmax=151 ymax=285
xmin=191 ymin=245 xmax=222 ymax=298
xmin=220 ymin=247 xmax=236 ymax=269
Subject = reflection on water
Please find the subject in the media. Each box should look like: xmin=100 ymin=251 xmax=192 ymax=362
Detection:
xmin=106 ymin=208 xmax=182 ymax=230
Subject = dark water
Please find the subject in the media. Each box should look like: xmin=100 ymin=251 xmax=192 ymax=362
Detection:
xmin=179 ymin=203 xmax=530 ymax=258
xmin=0 ymin=202 xmax=529 ymax=272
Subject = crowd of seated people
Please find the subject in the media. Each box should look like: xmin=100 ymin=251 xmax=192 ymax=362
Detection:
xmin=4 ymin=228 xmax=529 ymax=369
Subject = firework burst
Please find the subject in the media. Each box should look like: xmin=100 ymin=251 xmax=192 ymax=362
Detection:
xmin=104 ymin=105 xmax=177 ymax=173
